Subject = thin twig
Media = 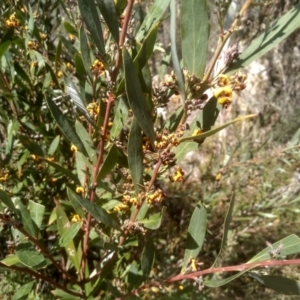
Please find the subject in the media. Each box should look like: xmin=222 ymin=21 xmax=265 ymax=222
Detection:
xmin=203 ymin=0 xmax=253 ymax=82
xmin=0 ymin=263 xmax=84 ymax=298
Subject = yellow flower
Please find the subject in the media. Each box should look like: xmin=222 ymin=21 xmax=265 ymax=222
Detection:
xmin=192 ymin=129 xmax=203 ymax=137
xmin=214 ymin=86 xmax=233 ymax=105
xmin=170 ymin=167 xmax=184 ymax=182
xmin=215 ymin=173 xmax=222 ymax=181
xmin=217 ymin=74 xmax=230 ymax=87
xmin=90 ymin=59 xmax=105 ymax=75
xmin=40 ymin=33 xmax=47 ymax=40
xmin=146 ymin=189 xmax=164 ymax=204
xmin=57 ymin=71 xmax=63 ymax=78
xmin=70 ymin=144 xmax=78 ymax=152
xmin=71 ymin=214 xmax=81 ymax=222
xmin=76 ymin=186 xmax=85 ymax=194
xmin=113 ymin=203 xmax=129 ymax=212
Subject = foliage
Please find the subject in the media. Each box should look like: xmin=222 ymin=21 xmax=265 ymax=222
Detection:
xmin=0 ymin=0 xmax=300 ymax=298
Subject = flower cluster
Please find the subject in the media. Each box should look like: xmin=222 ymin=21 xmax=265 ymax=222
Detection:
xmin=90 ymin=59 xmax=105 ymax=76
xmin=5 ymin=14 xmax=20 ymax=28
xmin=169 ymin=167 xmax=184 ymax=183
xmin=27 ymin=40 xmax=40 ymax=50
xmin=214 ymin=72 xmax=247 ymax=107
xmin=146 ymin=189 xmax=164 ymax=205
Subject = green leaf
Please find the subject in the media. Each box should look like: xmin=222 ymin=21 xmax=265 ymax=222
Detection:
xmin=18 ymin=135 xmax=44 ymax=157
xmin=127 ymin=261 xmax=144 ymax=290
xmin=0 ymin=190 xmax=20 ymax=217
xmin=204 ymin=234 xmax=300 ymax=288
xmin=212 ymin=192 xmax=235 ymax=267
xmin=75 ymin=121 xmax=96 ymax=163
xmin=67 ymin=188 xmax=85 ymax=219
xmin=63 ymin=21 xmax=79 ymax=37
xmin=134 ymin=24 xmax=159 ymax=72
xmin=56 ymin=206 xmax=80 ymax=271
xmin=40 ymin=157 xmax=80 ymax=185
xmin=48 ymin=135 xmax=60 ymax=156
xmin=226 ymin=3 xmax=300 ymax=74
xmin=77 ymin=0 xmax=105 ymax=57
xmin=170 ymin=0 xmax=185 ymax=97
xmin=116 ymin=25 xmax=159 ymax=95
xmin=140 ymin=207 xmax=166 ymax=230
xmin=15 ymin=200 xmax=37 ymax=237
xmin=136 ymin=201 xmax=149 ymax=222
xmin=97 ymin=0 xmax=119 ymax=43
xmin=12 ymin=280 xmax=35 ymax=300
xmin=128 ymin=118 xmax=143 ymax=194
xmin=181 ymin=203 xmax=207 ymax=273
xmin=179 ymin=114 xmax=257 ymax=143
xmin=75 ymin=151 xmax=91 ymax=187
xmin=136 ymin=0 xmax=171 ymax=42
xmin=28 ymin=200 xmax=45 ymax=229
xmin=181 ymin=0 xmax=208 ymax=77
xmin=1 ymin=255 xmax=21 ymax=267
xmin=60 ymin=34 xmax=78 ymax=56
xmin=59 ymin=221 xmax=82 ymax=247
xmin=110 ymin=96 xmax=129 ymax=139
xmin=141 ymin=239 xmax=155 ymax=278
xmin=102 ymin=199 xmax=123 ymax=211
xmin=16 ymin=242 xmax=47 ymax=268
xmin=123 ymin=49 xmax=156 ymax=144
xmin=79 ymin=25 xmax=92 ymax=78
xmin=249 ymin=274 xmax=300 ymax=295
xmin=74 ymin=53 xmax=87 ymax=78
xmin=97 ymin=144 xmax=118 ymax=182
xmin=0 ymin=40 xmax=11 ymax=58
xmin=68 ymin=189 xmax=120 ymax=230
xmin=14 ymin=62 xmax=32 ymax=87
xmin=174 ymin=141 xmax=198 ymax=163
xmin=46 ymin=96 xmax=88 ymax=156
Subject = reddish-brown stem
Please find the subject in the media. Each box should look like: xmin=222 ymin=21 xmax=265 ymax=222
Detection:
xmin=0 ymin=262 xmax=84 ymax=298
xmin=166 ymin=258 xmax=300 ymax=282
xmin=81 ymin=0 xmax=136 ymax=277
xmin=82 ymin=158 xmax=163 ymax=284
xmin=111 ymin=0 xmax=135 ymax=82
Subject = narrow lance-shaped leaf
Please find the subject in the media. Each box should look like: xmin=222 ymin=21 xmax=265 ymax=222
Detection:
xmin=128 ymin=118 xmax=143 ymax=194
xmin=170 ymin=0 xmax=185 ymax=98
xmin=116 ymin=24 xmax=159 ymax=95
xmin=65 ymin=81 xmax=97 ymax=128
xmin=12 ymin=280 xmax=35 ymax=300
xmin=77 ymin=0 xmax=105 ymax=57
xmin=75 ymin=121 xmax=97 ymax=164
xmin=212 ymin=191 xmax=235 ymax=267
xmin=79 ymin=25 xmax=92 ymax=78
xmin=225 ymin=3 xmax=300 ymax=74
xmin=68 ymin=189 xmax=121 ymax=230
xmin=181 ymin=204 xmax=207 ymax=273
xmin=46 ymin=97 xmax=88 ymax=156
xmin=136 ymin=0 xmax=171 ymax=42
xmin=123 ymin=49 xmax=156 ymax=144
xmin=56 ymin=206 xmax=81 ymax=272
xmin=249 ymin=273 xmax=300 ymax=296
xmin=204 ymin=234 xmax=300 ymax=288
xmin=16 ymin=242 xmax=47 ymax=268
xmin=97 ymin=144 xmax=119 ymax=182
xmin=140 ymin=207 xmax=166 ymax=230
xmin=181 ymin=0 xmax=209 ymax=78
xmin=141 ymin=239 xmax=155 ymax=278
xmin=179 ymin=114 xmax=257 ymax=143
xmin=97 ymin=0 xmax=119 ymax=43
